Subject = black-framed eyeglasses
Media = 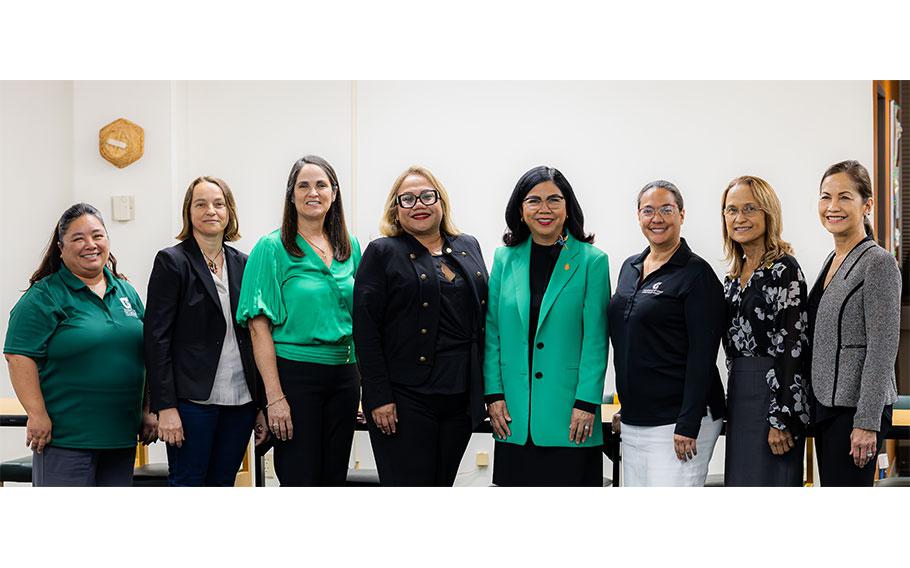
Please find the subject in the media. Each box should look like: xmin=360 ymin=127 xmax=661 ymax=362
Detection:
xmin=397 ymin=190 xmax=439 ymax=208
xmin=522 ymin=195 xmax=565 ymax=210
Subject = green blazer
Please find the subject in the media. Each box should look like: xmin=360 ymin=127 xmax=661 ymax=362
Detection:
xmin=483 ymin=236 xmax=610 ymax=447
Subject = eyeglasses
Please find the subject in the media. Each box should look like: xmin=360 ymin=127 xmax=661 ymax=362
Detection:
xmin=522 ymin=195 xmax=565 ymax=211
xmin=638 ymin=204 xmax=678 ymax=219
xmin=723 ymin=204 xmax=763 ymax=218
xmin=397 ymin=190 xmax=439 ymax=209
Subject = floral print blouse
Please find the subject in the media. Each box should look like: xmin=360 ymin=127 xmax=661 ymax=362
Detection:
xmin=722 ymin=255 xmax=810 ymax=432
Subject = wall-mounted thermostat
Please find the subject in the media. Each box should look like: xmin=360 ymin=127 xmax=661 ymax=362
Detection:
xmin=112 ymin=195 xmax=135 ymax=222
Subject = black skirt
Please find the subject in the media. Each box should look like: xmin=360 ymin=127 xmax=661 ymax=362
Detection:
xmin=492 ymin=438 xmax=603 ymax=487
xmin=724 ymin=357 xmax=804 ymax=487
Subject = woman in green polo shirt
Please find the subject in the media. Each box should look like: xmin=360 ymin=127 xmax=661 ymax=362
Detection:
xmin=237 ymin=155 xmax=361 ymax=486
xmin=4 ymin=203 xmax=157 ymax=486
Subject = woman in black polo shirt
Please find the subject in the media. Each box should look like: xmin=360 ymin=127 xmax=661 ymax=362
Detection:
xmin=354 ymin=166 xmax=488 ymax=486
xmin=608 ymin=180 xmax=726 ymax=486
xmin=4 ymin=203 xmax=157 ymax=486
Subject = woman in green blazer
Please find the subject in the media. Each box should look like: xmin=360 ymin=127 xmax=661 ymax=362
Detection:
xmin=484 ymin=166 xmax=610 ymax=486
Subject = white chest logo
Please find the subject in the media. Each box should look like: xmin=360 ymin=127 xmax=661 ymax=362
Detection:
xmin=642 ymin=282 xmax=664 ymax=296
xmin=119 ymin=297 xmax=138 ymax=318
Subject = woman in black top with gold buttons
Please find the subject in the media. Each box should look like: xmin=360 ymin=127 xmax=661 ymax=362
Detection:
xmin=353 ymin=166 xmax=488 ymax=486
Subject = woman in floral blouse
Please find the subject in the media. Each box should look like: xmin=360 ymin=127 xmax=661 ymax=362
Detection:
xmin=720 ymin=176 xmax=809 ymax=486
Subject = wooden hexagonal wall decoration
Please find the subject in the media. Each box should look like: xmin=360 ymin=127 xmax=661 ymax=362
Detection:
xmin=99 ymin=118 xmax=144 ymax=168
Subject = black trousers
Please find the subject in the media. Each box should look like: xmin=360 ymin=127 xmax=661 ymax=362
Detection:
xmin=367 ymin=385 xmax=472 ymax=486
xmin=272 ymin=358 xmax=360 ymax=486
xmin=815 ymin=406 xmax=892 ymax=487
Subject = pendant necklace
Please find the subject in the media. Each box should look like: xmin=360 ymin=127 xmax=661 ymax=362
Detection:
xmin=202 ymin=248 xmax=224 ymax=274
xmin=300 ymin=233 xmax=330 ymax=262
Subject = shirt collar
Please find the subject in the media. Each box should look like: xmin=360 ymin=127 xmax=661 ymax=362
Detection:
xmin=59 ymin=265 xmax=116 ymax=294
xmin=632 ymin=237 xmax=692 ymax=269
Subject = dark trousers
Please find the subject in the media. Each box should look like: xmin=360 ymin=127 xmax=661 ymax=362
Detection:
xmin=367 ymin=386 xmax=472 ymax=486
xmin=272 ymin=358 xmax=360 ymax=486
xmin=32 ymin=446 xmax=135 ymax=487
xmin=165 ymin=400 xmax=257 ymax=487
xmin=815 ymin=406 xmax=891 ymax=487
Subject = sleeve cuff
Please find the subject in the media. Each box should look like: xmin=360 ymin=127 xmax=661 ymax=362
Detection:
xmin=573 ymin=400 xmax=597 ymax=413
xmin=484 ymin=393 xmax=505 ymax=405
xmin=674 ymin=421 xmax=701 ymax=439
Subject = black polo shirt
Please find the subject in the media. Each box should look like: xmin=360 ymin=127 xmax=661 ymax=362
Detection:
xmin=607 ymin=238 xmax=726 ymax=438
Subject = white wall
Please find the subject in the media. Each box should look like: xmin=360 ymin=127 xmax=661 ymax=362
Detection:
xmin=0 ymin=81 xmax=873 ymax=480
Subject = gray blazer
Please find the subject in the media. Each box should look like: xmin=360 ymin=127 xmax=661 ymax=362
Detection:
xmin=810 ymin=238 xmax=900 ymax=431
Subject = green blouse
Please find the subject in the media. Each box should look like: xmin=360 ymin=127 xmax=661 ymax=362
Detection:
xmin=237 ymin=230 xmax=361 ymax=365
xmin=3 ymin=266 xmax=146 ymax=449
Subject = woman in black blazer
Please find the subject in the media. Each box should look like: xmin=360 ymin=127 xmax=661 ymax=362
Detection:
xmin=354 ymin=166 xmax=488 ymax=486
xmin=145 ymin=176 xmax=266 ymax=486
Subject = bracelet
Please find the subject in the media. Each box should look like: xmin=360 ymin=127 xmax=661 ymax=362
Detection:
xmin=266 ymin=395 xmax=287 ymax=409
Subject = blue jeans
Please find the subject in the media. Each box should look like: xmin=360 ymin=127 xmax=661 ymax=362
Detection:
xmin=166 ymin=400 xmax=257 ymax=487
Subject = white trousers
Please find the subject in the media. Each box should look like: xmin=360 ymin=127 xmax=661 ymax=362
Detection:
xmin=620 ymin=412 xmax=722 ymax=487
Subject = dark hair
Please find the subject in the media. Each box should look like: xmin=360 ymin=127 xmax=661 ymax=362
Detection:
xmin=502 ymin=166 xmax=594 ymax=246
xmin=637 ymin=179 xmax=684 ymax=210
xmin=176 ymin=176 xmax=241 ymax=242
xmin=29 ymin=203 xmax=124 ymax=288
xmin=281 ymin=155 xmax=351 ymax=261
xmin=820 ymin=160 xmax=874 ymax=237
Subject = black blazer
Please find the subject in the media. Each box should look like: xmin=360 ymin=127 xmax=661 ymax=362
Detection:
xmin=144 ymin=238 xmax=261 ymax=412
xmin=354 ymin=233 xmax=489 ymax=426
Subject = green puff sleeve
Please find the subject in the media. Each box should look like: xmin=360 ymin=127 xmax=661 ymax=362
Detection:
xmin=236 ymin=233 xmax=287 ymax=328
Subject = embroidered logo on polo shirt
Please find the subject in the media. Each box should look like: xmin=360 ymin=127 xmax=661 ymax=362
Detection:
xmin=119 ymin=297 xmax=138 ymax=318
xmin=641 ymin=282 xmax=664 ymax=296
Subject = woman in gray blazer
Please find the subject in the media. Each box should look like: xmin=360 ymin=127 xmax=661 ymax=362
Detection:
xmin=808 ymin=160 xmax=900 ymax=486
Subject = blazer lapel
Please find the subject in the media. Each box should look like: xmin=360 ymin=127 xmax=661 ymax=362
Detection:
xmin=444 ymin=235 xmax=481 ymax=307
xmin=537 ymin=239 xmax=581 ymax=330
xmin=224 ymin=245 xmax=242 ymax=318
xmin=510 ymin=239 xmax=532 ymax=333
xmin=184 ymin=238 xmax=220 ymax=309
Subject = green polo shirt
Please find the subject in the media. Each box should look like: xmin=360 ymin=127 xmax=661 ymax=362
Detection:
xmin=237 ymin=230 xmax=361 ymax=365
xmin=4 ymin=266 xmax=145 ymax=449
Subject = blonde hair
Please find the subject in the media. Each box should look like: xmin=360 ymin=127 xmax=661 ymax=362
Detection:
xmin=176 ymin=176 xmax=241 ymax=242
xmin=379 ymin=166 xmax=460 ymax=237
xmin=721 ymin=175 xmax=794 ymax=278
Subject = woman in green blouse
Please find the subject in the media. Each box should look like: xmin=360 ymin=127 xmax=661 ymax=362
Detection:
xmin=237 ymin=155 xmax=361 ymax=486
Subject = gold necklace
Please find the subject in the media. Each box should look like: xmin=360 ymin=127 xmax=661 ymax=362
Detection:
xmin=300 ymin=232 xmax=330 ymax=261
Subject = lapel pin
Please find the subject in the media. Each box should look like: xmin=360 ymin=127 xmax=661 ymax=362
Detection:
xmin=564 ymin=263 xmax=571 ymax=271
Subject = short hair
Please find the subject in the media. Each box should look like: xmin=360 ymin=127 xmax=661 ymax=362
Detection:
xmin=820 ymin=160 xmax=874 ymax=237
xmin=637 ymin=180 xmax=684 ymax=210
xmin=720 ymin=175 xmax=794 ymax=279
xmin=379 ymin=166 xmax=460 ymax=237
xmin=502 ymin=166 xmax=594 ymax=246
xmin=281 ymin=155 xmax=352 ymax=261
xmin=176 ymin=176 xmax=241 ymax=242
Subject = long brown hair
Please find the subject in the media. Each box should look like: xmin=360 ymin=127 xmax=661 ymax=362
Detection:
xmin=176 ymin=176 xmax=241 ymax=242
xmin=820 ymin=160 xmax=874 ymax=237
xmin=29 ymin=203 xmax=124 ymax=288
xmin=281 ymin=155 xmax=351 ymax=261
xmin=721 ymin=176 xmax=794 ymax=279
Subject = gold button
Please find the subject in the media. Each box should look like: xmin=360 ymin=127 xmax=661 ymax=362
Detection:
xmin=461 ymin=251 xmax=467 ymax=256
xmin=475 ymin=271 xmax=482 ymax=277
xmin=420 ymin=328 xmax=427 ymax=334
xmin=422 ymin=302 xmax=429 ymax=308
xmin=481 ymin=299 xmax=486 ymax=305
xmin=445 ymin=247 xmax=452 ymax=254
xmin=419 ymin=356 xmax=427 ymax=362
xmin=409 ymin=253 xmax=416 ymax=260
xmin=420 ymin=273 xmax=427 ymax=280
